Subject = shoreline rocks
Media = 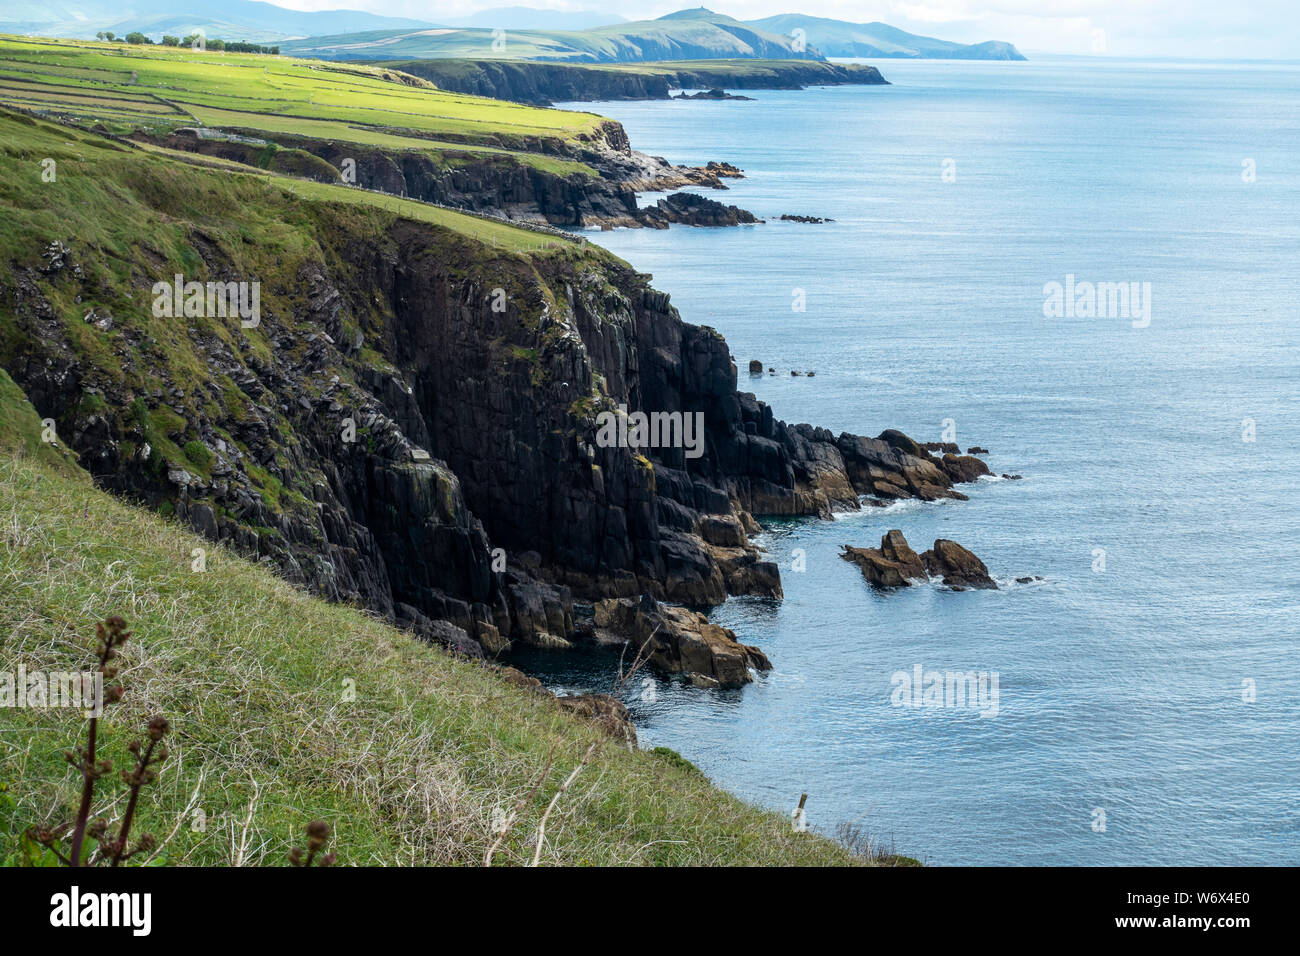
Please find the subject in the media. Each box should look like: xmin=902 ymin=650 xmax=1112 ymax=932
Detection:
xmin=673 ymin=88 xmax=754 ymax=101
xmin=589 ymin=596 xmax=771 ymax=689
xmin=638 ymin=191 xmax=762 ymax=228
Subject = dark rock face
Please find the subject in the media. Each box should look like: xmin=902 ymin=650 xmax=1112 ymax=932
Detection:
xmin=921 ymin=539 xmax=998 ymax=590
xmin=3 ymin=211 xmax=992 ymax=687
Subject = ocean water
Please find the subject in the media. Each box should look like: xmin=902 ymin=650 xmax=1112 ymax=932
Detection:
xmin=529 ymin=57 xmax=1300 ymax=865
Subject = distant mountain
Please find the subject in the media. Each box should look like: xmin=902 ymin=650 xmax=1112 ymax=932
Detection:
xmin=283 ymin=8 xmax=819 ymax=63
xmin=436 ymin=8 xmax=628 ymax=31
xmin=0 ymin=0 xmax=430 ymax=43
xmin=748 ymin=14 xmax=1026 ymax=60
xmin=0 ymin=4 xmax=1023 ymax=64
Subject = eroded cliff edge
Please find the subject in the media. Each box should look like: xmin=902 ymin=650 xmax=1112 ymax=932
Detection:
xmin=1 ymin=121 xmax=987 ymax=687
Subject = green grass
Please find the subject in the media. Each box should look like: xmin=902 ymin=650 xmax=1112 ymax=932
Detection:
xmin=0 ymin=369 xmax=870 ymax=866
xmin=0 ymin=35 xmax=606 ymax=178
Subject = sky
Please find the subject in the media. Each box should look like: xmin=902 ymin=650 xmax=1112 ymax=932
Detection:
xmin=265 ymin=2 xmax=1300 ymax=59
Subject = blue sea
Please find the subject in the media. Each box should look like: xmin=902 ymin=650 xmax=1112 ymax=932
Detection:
xmin=528 ymin=57 xmax=1300 ymax=865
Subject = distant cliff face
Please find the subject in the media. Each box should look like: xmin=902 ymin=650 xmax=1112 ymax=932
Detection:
xmin=383 ymin=59 xmax=888 ymax=106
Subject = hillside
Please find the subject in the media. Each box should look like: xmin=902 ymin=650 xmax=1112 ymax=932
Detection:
xmin=0 ymin=36 xmax=755 ymax=228
xmin=0 ymin=36 xmax=608 ymax=164
xmin=0 ymin=363 xmax=871 ymax=865
xmin=281 ymin=9 xmax=820 ymax=63
xmin=750 ymin=14 xmax=1026 ymax=60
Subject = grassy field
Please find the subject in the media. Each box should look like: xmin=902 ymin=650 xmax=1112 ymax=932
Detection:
xmin=0 ymin=107 xmax=581 ymax=272
xmin=0 ymin=369 xmax=877 ymax=866
xmin=0 ymin=35 xmax=605 ymax=176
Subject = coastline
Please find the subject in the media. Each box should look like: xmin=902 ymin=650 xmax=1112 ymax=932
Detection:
xmin=374 ymin=58 xmax=890 ymax=106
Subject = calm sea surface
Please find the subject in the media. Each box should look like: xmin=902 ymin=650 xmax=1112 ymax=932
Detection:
xmin=523 ymin=57 xmax=1300 ymax=865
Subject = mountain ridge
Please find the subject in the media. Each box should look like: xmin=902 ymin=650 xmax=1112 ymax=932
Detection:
xmin=751 ymin=13 xmax=1026 ymax=60
xmin=3 ymin=4 xmax=1025 ymax=63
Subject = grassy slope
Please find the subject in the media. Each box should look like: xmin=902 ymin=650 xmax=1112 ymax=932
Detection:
xmin=0 ymin=35 xmax=605 ymax=176
xmin=0 ymin=368 xmax=865 ymax=867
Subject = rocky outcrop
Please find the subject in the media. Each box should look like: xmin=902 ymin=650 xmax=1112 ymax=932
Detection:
xmin=842 ymin=531 xmax=998 ymax=591
xmin=939 ymin=452 xmax=992 ymax=485
xmin=838 ymin=431 xmax=967 ymax=502
xmin=589 ymin=596 xmax=771 ymax=689
xmin=383 ymin=59 xmax=888 ymax=107
xmin=674 ymin=89 xmax=754 ymax=100
xmin=921 ymin=539 xmax=998 ymax=590
xmin=638 ymin=192 xmax=761 ymax=228
xmin=841 ymin=530 xmax=928 ymax=588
